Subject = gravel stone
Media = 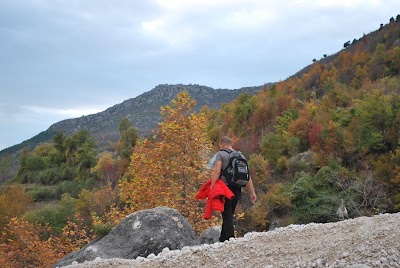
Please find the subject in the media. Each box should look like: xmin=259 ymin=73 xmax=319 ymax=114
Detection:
xmin=62 ymin=213 xmax=400 ymax=268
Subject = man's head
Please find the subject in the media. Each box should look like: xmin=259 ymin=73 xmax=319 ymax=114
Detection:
xmin=219 ymin=136 xmax=232 ymax=149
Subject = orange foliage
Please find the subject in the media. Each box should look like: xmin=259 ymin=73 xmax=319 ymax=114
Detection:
xmin=0 ymin=213 xmax=93 ymax=268
xmin=288 ymin=111 xmax=313 ymax=150
xmin=336 ymin=51 xmax=353 ymax=83
xmin=275 ymin=94 xmax=293 ymax=115
xmin=91 ymin=152 xmax=126 ymax=187
xmin=312 ymin=120 xmax=345 ymax=165
xmin=119 ymin=91 xmax=218 ymax=233
xmin=0 ymin=185 xmax=33 ymax=230
xmin=249 ymin=103 xmax=272 ymax=135
xmin=59 ymin=220 xmax=92 ymax=253
xmin=308 ymin=122 xmax=323 ymax=147
xmin=92 ymin=184 xmax=118 ymax=216
xmin=76 ymin=183 xmax=118 ymax=228
xmin=0 ymin=217 xmax=63 ymax=268
xmin=302 ymin=63 xmax=323 ymax=88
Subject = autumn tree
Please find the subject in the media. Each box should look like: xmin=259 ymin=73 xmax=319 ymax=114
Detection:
xmin=119 ymin=91 xmax=214 ymax=232
xmin=75 ymin=184 xmax=118 ymax=229
xmin=0 ymin=185 xmax=33 ymax=230
xmin=248 ymin=153 xmax=270 ymax=192
xmin=91 ymin=152 xmax=123 ymax=187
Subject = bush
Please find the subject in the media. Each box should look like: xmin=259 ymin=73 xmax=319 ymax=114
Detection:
xmin=62 ymin=166 xmax=77 ymax=181
xmin=38 ymin=167 xmax=64 ymax=185
xmin=92 ymin=221 xmax=113 ymax=237
xmin=56 ymin=181 xmax=83 ymax=198
xmin=24 ymin=194 xmax=76 ymax=235
xmin=28 ymin=185 xmax=58 ymax=201
xmin=250 ymin=183 xmax=292 ymax=229
xmin=290 ymin=170 xmax=341 ymax=223
xmin=393 ymin=192 xmax=400 ymax=212
xmin=0 ymin=185 xmax=32 ymax=230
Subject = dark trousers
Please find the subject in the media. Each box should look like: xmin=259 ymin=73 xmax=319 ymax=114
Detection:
xmin=219 ymin=186 xmax=241 ymax=242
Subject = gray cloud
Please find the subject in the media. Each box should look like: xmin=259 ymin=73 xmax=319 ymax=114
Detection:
xmin=1 ymin=0 xmax=399 ymax=149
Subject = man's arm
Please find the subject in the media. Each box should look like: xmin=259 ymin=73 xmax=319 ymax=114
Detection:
xmin=246 ymin=177 xmax=257 ymax=203
xmin=211 ymin=160 xmax=222 ymax=189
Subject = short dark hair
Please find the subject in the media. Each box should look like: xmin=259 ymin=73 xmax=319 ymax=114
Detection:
xmin=220 ymin=136 xmax=232 ymax=145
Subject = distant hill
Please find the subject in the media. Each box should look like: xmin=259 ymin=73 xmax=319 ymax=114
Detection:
xmin=0 ymin=84 xmax=263 ymax=182
xmin=47 ymin=84 xmax=263 ymax=139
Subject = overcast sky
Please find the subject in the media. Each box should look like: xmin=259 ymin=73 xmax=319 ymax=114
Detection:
xmin=1 ymin=0 xmax=399 ymax=150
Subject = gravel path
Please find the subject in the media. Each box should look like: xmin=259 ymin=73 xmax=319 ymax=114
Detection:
xmin=65 ymin=213 xmax=400 ymax=268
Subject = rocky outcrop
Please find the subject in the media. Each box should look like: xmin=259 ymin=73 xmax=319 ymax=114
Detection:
xmin=53 ymin=207 xmax=199 ymax=267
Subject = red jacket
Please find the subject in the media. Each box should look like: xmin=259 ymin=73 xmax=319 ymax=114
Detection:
xmin=196 ymin=179 xmax=235 ymax=220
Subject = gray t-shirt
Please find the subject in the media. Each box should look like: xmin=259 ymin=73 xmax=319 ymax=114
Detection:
xmin=216 ymin=149 xmax=232 ymax=184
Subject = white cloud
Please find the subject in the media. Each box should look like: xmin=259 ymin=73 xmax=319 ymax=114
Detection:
xmin=314 ymin=0 xmax=381 ymax=8
xmin=221 ymin=9 xmax=277 ymax=32
xmin=23 ymin=105 xmax=105 ymax=118
xmin=154 ymin=0 xmax=243 ymax=12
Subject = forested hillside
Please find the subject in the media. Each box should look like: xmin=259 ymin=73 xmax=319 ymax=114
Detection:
xmin=0 ymin=16 xmax=399 ymax=268
xmin=205 ymin=16 xmax=400 ymax=229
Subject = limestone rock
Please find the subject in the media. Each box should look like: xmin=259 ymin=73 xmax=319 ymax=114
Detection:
xmin=53 ymin=206 xmax=198 ymax=267
xmin=199 ymin=226 xmax=221 ymax=244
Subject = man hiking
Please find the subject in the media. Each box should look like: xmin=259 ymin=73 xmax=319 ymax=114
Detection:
xmin=211 ymin=136 xmax=257 ymax=242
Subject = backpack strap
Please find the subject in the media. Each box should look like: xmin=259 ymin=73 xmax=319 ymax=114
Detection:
xmin=219 ymin=149 xmax=234 ymax=178
xmin=220 ymin=149 xmax=233 ymax=154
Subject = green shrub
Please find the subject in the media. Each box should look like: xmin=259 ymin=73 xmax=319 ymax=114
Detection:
xmin=62 ymin=165 xmax=77 ymax=181
xmin=290 ymin=169 xmax=341 ymax=223
xmin=38 ymin=167 xmax=64 ymax=185
xmin=56 ymin=180 xmax=83 ymax=198
xmin=24 ymin=193 xmax=76 ymax=235
xmin=392 ymin=192 xmax=400 ymax=212
xmin=28 ymin=185 xmax=58 ymax=201
xmin=92 ymin=221 xmax=113 ymax=237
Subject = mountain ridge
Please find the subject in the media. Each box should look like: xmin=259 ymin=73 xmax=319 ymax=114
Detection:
xmin=0 ymin=83 xmax=263 ymax=158
xmin=48 ymin=83 xmax=263 ymax=137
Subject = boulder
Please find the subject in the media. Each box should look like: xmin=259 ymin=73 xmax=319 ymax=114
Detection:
xmin=53 ymin=206 xmax=199 ymax=267
xmin=199 ymin=226 xmax=221 ymax=244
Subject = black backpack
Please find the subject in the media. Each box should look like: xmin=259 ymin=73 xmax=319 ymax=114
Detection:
xmin=220 ymin=149 xmax=250 ymax=187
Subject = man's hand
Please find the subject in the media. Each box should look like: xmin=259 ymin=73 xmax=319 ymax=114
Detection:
xmin=250 ymin=192 xmax=257 ymax=204
xmin=246 ymin=178 xmax=257 ymax=204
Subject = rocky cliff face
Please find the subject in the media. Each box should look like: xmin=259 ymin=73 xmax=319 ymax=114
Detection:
xmin=48 ymin=83 xmax=262 ymax=139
